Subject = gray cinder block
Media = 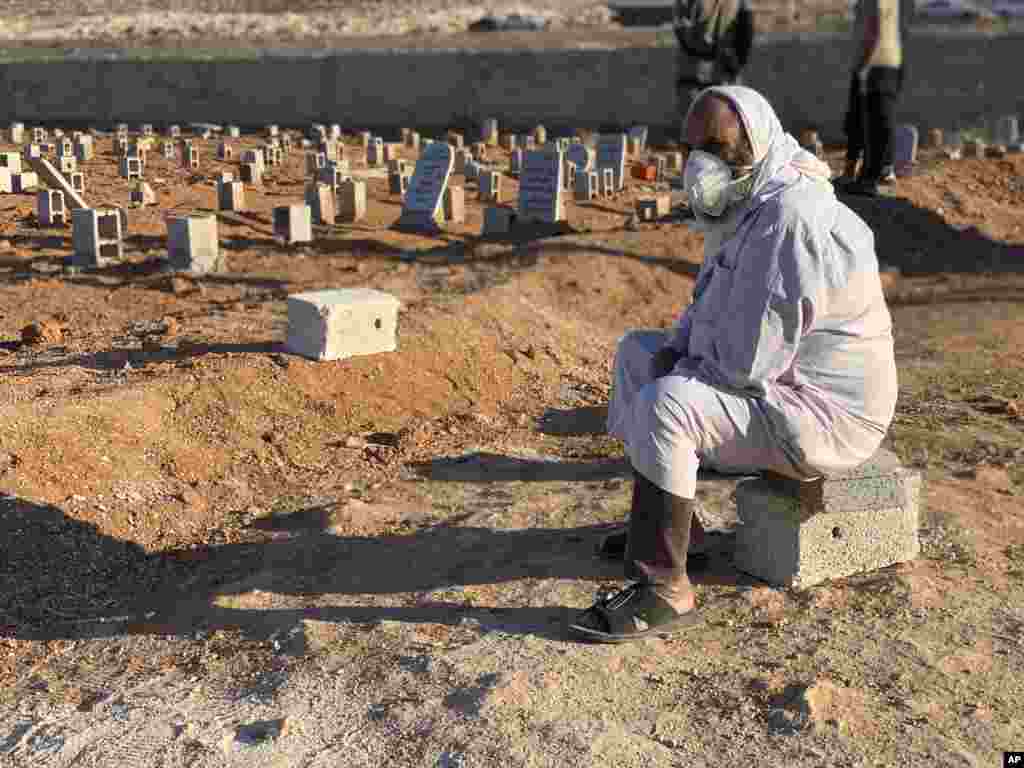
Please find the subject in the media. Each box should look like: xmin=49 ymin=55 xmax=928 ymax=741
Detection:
xmin=72 ymin=208 xmax=123 ymax=267
xmin=575 ymin=170 xmax=598 ymax=201
xmin=286 ymin=288 xmax=401 ymax=362
xmin=167 ymin=214 xmax=222 ymax=274
xmin=38 ymin=189 xmax=66 ymax=226
xmin=733 ymin=450 xmax=921 ymax=588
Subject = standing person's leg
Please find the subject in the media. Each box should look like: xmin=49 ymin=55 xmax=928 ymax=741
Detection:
xmin=842 ymin=73 xmax=864 ymax=181
xmin=876 ymin=66 xmax=902 ymax=180
xmin=861 ymin=67 xmax=897 ymax=185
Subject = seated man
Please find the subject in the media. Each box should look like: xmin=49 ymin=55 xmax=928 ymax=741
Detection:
xmin=571 ymin=86 xmax=898 ymax=643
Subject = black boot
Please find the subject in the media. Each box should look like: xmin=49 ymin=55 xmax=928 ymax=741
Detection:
xmin=623 ymin=469 xmax=698 ymax=584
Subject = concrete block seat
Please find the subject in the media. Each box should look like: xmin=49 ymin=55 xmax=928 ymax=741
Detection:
xmin=732 ymin=449 xmax=921 ymax=588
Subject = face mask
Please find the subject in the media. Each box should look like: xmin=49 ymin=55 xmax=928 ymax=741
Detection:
xmin=683 ymin=150 xmax=756 ymax=222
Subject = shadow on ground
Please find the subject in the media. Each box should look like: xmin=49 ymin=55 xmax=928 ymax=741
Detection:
xmin=839 ymin=191 xmax=1024 ymax=275
xmin=0 ymin=452 xmax=754 ymax=646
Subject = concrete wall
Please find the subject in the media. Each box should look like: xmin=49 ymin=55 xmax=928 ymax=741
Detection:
xmin=0 ymin=31 xmax=1020 ymax=142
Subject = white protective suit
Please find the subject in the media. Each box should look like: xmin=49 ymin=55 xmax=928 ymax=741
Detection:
xmin=607 ymin=86 xmax=898 ymax=498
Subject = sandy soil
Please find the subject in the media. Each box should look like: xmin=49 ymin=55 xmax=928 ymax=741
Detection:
xmin=0 ymin=131 xmax=1022 ymax=766
xmin=0 ymin=0 xmax=856 ymax=47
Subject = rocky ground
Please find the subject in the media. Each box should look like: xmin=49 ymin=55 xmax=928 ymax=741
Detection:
xmin=0 ymin=0 xmax=857 ymax=48
xmin=0 ymin=132 xmax=1022 ymax=766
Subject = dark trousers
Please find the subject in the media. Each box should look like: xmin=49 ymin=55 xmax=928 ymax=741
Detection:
xmin=844 ymin=66 xmax=904 ymax=181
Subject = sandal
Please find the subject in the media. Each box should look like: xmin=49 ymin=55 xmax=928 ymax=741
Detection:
xmin=595 ymin=527 xmax=717 ymax=565
xmin=568 ymin=582 xmax=701 ymax=644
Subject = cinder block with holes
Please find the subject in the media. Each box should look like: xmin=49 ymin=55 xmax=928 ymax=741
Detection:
xmin=38 ymin=189 xmax=66 ymax=226
xmin=218 ymin=179 xmax=245 ymax=212
xmin=733 ymin=450 xmax=922 ymax=588
xmin=120 ymin=156 xmax=142 ymax=181
xmin=72 ymin=207 xmax=123 ymax=267
xmin=285 ymin=288 xmax=401 ymax=362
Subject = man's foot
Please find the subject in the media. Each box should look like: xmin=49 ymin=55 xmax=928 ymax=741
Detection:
xmin=568 ymin=582 xmax=700 ymax=643
xmin=841 ymin=178 xmax=883 ymax=197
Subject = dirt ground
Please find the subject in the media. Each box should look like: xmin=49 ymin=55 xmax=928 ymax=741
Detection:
xmin=0 ymin=130 xmax=1022 ymax=767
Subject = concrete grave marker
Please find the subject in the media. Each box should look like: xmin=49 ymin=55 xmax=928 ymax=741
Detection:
xmin=444 ymin=185 xmax=465 ymax=224
xmin=241 ymin=163 xmax=262 ymax=185
xmin=367 ymin=138 xmax=384 ymax=166
xmin=567 ymin=143 xmax=592 ymax=172
xmin=892 ymin=124 xmax=918 ymax=176
xmin=286 ymin=288 xmax=401 ymax=362
xmin=398 ymin=141 xmax=454 ymax=232
xmin=12 ymin=172 xmax=38 ymax=193
xmin=129 ymin=182 xmax=156 ymax=206
xmin=517 ymin=149 xmax=565 ymax=224
xmin=74 ymin=136 xmax=95 ymax=162
xmin=120 ymin=157 xmax=143 ymax=181
xmin=307 ymin=152 xmax=327 ymax=174
xmin=38 ymin=189 xmax=66 ymax=226
xmin=0 ymin=153 xmax=22 ymax=173
xmin=481 ymin=118 xmax=499 ymax=147
xmin=628 ymin=125 xmax=649 ymax=153
xmin=510 ymin=148 xmax=523 ymax=176
xmin=575 ymin=170 xmax=599 ymax=201
xmin=596 ymin=134 xmax=627 ymax=192
xmin=483 ymin=206 xmax=515 ymax=236
xmin=274 ymin=204 xmax=313 ymax=244
xmin=479 ymin=171 xmax=501 ymax=203
xmin=305 ymin=182 xmax=336 ymax=225
xmin=218 ymin=179 xmax=246 ymax=212
xmin=72 ymin=208 xmax=123 ymax=266
xmin=26 ymin=157 xmax=86 ymax=209
xmin=339 ymin=179 xmax=367 ymax=223
xmin=997 ymin=116 xmax=1020 ymax=147
xmin=168 ymin=214 xmax=222 ymax=274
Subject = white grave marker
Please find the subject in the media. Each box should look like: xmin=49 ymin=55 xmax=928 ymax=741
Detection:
xmin=892 ymin=124 xmax=919 ymax=176
xmin=399 ymin=141 xmax=454 ymax=232
xmin=628 ymin=125 xmax=649 ymax=153
xmin=596 ymin=134 xmax=627 ymax=192
xmin=567 ymin=143 xmax=592 ymax=172
xmin=517 ymin=149 xmax=564 ymax=224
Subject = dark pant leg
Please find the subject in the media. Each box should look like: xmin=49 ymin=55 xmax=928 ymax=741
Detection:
xmin=624 ymin=469 xmax=695 ymax=584
xmin=863 ymin=67 xmax=903 ymax=181
xmin=844 ymin=73 xmax=864 ymax=164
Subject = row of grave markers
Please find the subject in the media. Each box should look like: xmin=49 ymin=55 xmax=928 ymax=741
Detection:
xmin=397 ymin=133 xmax=633 ymax=232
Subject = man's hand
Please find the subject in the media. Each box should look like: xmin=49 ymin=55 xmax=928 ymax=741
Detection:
xmin=651 ymin=346 xmax=683 ymax=379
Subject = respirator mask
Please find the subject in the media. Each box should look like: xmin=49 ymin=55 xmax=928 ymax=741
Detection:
xmin=683 ymin=150 xmax=756 ymax=230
